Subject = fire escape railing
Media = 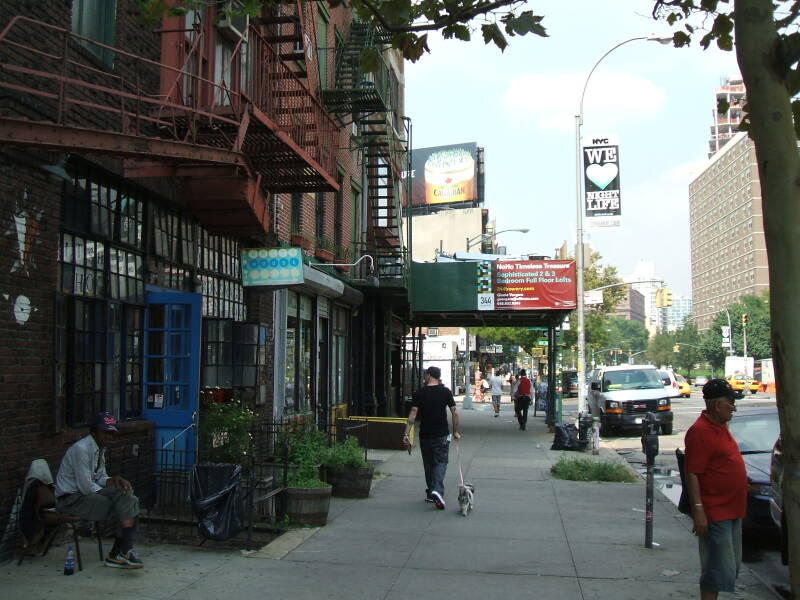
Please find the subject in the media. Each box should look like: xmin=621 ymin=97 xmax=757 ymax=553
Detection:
xmin=0 ymin=15 xmax=338 ymax=191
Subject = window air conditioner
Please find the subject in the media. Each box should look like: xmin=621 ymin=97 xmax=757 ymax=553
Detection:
xmin=217 ymin=1 xmax=249 ymax=42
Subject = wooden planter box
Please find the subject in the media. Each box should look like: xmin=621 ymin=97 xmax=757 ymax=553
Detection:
xmin=291 ymin=234 xmax=313 ymax=250
xmin=314 ymin=248 xmax=335 ymax=262
xmin=323 ymin=464 xmax=375 ymax=498
xmin=281 ymin=484 xmax=332 ymax=526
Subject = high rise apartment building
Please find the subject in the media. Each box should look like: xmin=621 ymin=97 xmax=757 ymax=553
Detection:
xmin=690 ymin=131 xmax=769 ymax=331
xmin=659 ymin=295 xmax=693 ymax=332
xmin=708 ymin=76 xmax=745 ymax=158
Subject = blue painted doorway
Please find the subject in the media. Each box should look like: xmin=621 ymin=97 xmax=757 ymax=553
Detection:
xmin=143 ymin=288 xmax=202 ymax=461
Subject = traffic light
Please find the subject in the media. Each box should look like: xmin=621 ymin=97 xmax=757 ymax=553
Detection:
xmin=742 ymin=313 xmax=749 ymax=327
xmin=673 ymin=344 xmax=680 ymax=353
xmin=655 ymin=287 xmax=673 ymax=308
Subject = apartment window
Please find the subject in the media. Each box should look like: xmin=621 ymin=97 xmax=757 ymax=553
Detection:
xmin=316 ymin=11 xmax=329 ymax=88
xmin=71 ymin=0 xmax=117 ymax=66
xmin=334 ymin=171 xmax=344 ymax=249
xmin=315 ymin=192 xmax=326 ymax=240
xmin=428 ymin=327 xmax=439 ymax=336
xmin=291 ymin=192 xmax=302 ymax=234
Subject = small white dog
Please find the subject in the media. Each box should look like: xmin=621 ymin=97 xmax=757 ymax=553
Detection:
xmin=457 ymin=483 xmax=475 ymax=516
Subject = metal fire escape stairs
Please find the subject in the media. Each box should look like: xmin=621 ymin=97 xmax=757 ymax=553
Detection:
xmin=320 ymin=22 xmax=407 ymax=283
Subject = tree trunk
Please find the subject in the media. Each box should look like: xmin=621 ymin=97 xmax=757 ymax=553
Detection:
xmin=735 ymin=0 xmax=800 ymax=594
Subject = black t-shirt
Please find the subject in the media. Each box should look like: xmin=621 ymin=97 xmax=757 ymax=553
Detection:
xmin=412 ymin=384 xmax=455 ymax=439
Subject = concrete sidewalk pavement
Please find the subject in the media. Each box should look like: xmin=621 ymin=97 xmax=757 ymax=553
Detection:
xmin=0 ymin=402 xmax=777 ymax=599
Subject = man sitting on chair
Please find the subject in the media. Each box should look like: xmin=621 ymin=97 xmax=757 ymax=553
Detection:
xmin=55 ymin=412 xmax=143 ymax=569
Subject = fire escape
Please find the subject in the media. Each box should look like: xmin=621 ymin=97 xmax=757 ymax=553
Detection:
xmin=320 ymin=22 xmax=408 ymax=284
xmin=0 ymin=11 xmax=338 ymax=236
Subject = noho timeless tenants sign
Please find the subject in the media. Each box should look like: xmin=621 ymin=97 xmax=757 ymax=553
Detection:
xmin=582 ymin=135 xmax=621 ymax=230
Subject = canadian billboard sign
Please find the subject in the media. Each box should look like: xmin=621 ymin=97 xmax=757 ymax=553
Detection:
xmin=582 ymin=135 xmax=621 ymax=229
xmin=476 ymin=260 xmax=577 ymax=311
xmin=407 ymin=143 xmax=479 ymax=206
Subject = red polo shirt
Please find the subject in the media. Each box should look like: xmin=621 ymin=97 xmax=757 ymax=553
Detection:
xmin=684 ymin=412 xmax=747 ymax=522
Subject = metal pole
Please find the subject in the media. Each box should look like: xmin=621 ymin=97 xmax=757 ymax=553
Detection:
xmin=743 ymin=323 xmax=747 ymax=362
xmin=463 ymin=330 xmax=472 ymax=409
xmin=575 ymin=113 xmax=587 ymax=418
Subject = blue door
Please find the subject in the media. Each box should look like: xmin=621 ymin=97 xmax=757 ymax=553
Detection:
xmin=143 ymin=288 xmax=201 ymax=461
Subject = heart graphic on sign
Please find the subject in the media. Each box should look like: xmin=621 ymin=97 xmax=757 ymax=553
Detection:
xmin=586 ymin=163 xmax=618 ymax=190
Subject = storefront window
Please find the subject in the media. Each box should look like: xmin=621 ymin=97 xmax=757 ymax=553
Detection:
xmin=285 ymin=292 xmax=297 ymax=410
xmin=299 ymin=295 xmax=313 ymax=412
xmin=332 ymin=306 xmax=349 ymax=406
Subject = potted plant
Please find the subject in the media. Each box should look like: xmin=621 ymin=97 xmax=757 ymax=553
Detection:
xmin=314 ymin=237 xmax=335 ymax=262
xmin=290 ymin=230 xmax=314 ymax=251
xmin=322 ymin=436 xmax=375 ymax=498
xmin=280 ymin=422 xmax=332 ymax=526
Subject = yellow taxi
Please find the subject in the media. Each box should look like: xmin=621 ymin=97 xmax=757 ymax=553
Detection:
xmin=727 ymin=373 xmax=760 ymax=395
xmin=676 ymin=374 xmax=691 ymax=398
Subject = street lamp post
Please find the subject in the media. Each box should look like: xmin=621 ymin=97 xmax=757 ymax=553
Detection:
xmin=574 ymin=34 xmax=672 ymax=419
xmin=465 ymin=228 xmax=529 ymax=252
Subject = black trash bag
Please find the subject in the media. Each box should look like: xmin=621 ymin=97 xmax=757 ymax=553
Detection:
xmin=190 ymin=463 xmax=244 ymax=541
xmin=551 ymin=423 xmax=580 ymax=451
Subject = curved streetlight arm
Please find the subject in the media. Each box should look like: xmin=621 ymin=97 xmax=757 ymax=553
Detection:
xmin=311 ymin=254 xmax=374 ymax=272
xmin=466 ymin=228 xmax=529 ymax=251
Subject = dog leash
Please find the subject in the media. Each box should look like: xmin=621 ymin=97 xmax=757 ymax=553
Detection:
xmin=456 ymin=439 xmax=465 ymax=488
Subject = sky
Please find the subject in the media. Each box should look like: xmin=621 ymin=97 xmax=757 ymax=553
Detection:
xmin=404 ymin=0 xmax=740 ymax=298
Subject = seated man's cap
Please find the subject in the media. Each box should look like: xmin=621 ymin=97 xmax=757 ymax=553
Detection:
xmin=92 ymin=411 xmax=118 ymax=432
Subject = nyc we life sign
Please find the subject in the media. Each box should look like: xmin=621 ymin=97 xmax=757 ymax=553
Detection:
xmin=582 ymin=135 xmax=621 ymax=230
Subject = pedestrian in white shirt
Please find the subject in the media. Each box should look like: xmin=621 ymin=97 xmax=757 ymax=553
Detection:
xmin=489 ymin=372 xmax=504 ymax=417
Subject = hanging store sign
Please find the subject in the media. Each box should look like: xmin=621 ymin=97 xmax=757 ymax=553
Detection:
xmin=476 ymin=259 xmax=576 ymax=311
xmin=240 ymin=247 xmax=304 ymax=286
xmin=582 ymin=135 xmax=621 ymax=230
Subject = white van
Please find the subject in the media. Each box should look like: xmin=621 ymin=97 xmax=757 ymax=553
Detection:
xmin=588 ymin=365 xmax=674 ymax=435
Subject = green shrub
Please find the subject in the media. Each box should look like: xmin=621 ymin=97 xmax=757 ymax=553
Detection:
xmin=280 ymin=421 xmax=329 ymax=488
xmin=199 ymin=401 xmax=256 ymax=463
xmin=550 ymin=455 xmax=637 ymax=483
xmin=322 ymin=436 xmax=368 ymax=469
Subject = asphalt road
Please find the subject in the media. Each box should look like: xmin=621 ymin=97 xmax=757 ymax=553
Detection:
xmin=580 ymin=389 xmax=790 ymax=598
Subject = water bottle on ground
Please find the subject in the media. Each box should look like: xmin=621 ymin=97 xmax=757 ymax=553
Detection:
xmin=64 ymin=544 xmax=74 ymax=575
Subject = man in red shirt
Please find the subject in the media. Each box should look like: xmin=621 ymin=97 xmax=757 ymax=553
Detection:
xmin=685 ymin=379 xmax=748 ymax=599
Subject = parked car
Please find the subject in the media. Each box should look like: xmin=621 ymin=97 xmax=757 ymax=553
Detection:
xmin=770 ymin=435 xmax=788 ymax=565
xmin=587 ymin=365 xmax=673 ymax=436
xmin=727 ymin=373 xmax=759 ymax=394
xmin=658 ymin=368 xmax=682 ymax=399
xmin=694 ymin=375 xmax=709 ymax=388
xmin=727 ymin=406 xmax=780 ymax=531
xmin=561 ymin=369 xmax=578 ymax=398
xmin=676 ymin=374 xmax=691 ymax=398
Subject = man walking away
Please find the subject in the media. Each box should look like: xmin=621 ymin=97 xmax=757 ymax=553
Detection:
xmin=514 ymin=369 xmax=533 ymax=430
xmin=55 ymin=412 xmax=143 ymax=569
xmin=403 ymin=366 xmax=461 ymax=509
xmin=489 ymin=371 xmax=504 ymax=417
xmin=685 ymin=379 xmax=747 ymax=600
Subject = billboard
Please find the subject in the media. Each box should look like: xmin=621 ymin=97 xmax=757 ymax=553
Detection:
xmin=476 ymin=260 xmax=577 ymax=311
xmin=408 ymin=143 xmax=478 ymax=206
xmin=582 ymin=134 xmax=621 ymax=229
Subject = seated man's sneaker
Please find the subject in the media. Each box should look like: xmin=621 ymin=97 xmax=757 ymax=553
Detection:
xmin=105 ymin=548 xmax=144 ymax=569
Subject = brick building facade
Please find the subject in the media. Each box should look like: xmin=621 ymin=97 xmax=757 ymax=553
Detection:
xmin=0 ymin=0 xmax=410 ymax=558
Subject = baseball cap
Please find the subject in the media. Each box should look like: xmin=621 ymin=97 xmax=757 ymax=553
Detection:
xmin=702 ymin=378 xmax=736 ymax=401
xmin=92 ymin=411 xmax=118 ymax=432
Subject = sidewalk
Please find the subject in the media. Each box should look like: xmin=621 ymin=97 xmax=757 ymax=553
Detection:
xmin=0 ymin=400 xmax=777 ymax=600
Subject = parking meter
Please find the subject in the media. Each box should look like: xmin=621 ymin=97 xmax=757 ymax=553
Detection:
xmin=641 ymin=412 xmax=659 ymax=466
xmin=641 ymin=411 xmax=659 ymax=548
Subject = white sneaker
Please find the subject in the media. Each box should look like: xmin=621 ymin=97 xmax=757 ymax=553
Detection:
xmin=431 ymin=491 xmax=445 ymax=510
